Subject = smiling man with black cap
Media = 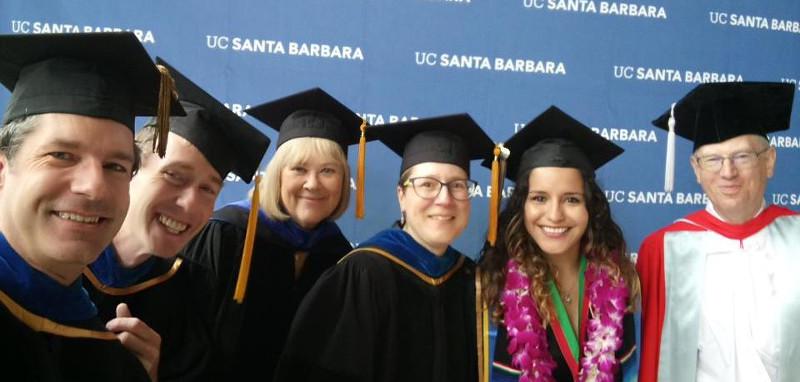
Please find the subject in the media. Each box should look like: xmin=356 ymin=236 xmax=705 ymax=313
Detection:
xmin=0 ymin=33 xmax=182 ymax=381
xmin=637 ymin=82 xmax=800 ymax=382
xmin=81 ymin=57 xmax=270 ymax=381
xmin=183 ymin=87 xmax=366 ymax=380
xmin=274 ymin=113 xmax=496 ymax=382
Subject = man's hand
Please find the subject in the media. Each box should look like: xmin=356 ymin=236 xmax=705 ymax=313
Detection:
xmin=106 ymin=303 xmax=161 ymax=382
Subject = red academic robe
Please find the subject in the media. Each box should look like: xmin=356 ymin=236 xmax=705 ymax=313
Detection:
xmin=636 ymin=205 xmax=798 ymax=381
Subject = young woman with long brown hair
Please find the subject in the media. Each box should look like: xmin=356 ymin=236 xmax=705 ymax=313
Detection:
xmin=479 ymin=106 xmax=639 ymax=382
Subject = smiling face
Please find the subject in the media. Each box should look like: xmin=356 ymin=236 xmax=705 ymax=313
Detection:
xmin=691 ymin=134 xmax=775 ymax=224
xmin=397 ymin=162 xmax=471 ymax=255
xmin=524 ymin=167 xmax=589 ymax=261
xmin=279 ymin=153 xmax=344 ymax=230
xmin=113 ymin=132 xmax=221 ymax=262
xmin=0 ymin=113 xmax=135 ymax=284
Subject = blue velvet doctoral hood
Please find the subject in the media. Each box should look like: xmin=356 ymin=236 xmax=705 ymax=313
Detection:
xmin=358 ymin=228 xmax=460 ymax=278
xmin=0 ymin=234 xmax=97 ymax=323
xmin=89 ymin=246 xmax=157 ymax=288
xmin=230 ymin=199 xmax=343 ymax=251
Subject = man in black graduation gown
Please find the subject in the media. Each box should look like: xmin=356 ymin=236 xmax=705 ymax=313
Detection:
xmin=82 ymin=58 xmax=270 ymax=381
xmin=0 ymin=32 xmax=183 ymax=381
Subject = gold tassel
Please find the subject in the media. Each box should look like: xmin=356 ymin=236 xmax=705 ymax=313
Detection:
xmin=153 ymin=64 xmax=177 ymax=158
xmin=487 ymin=145 xmax=501 ymax=246
xmin=355 ymin=119 xmax=367 ymax=219
xmin=233 ymin=175 xmax=261 ymax=303
xmin=487 ymin=143 xmax=509 ymax=247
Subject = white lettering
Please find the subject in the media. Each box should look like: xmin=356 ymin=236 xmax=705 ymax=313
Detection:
xmin=590 ymin=127 xmax=658 ymax=142
xmin=769 ymin=135 xmax=800 ymax=148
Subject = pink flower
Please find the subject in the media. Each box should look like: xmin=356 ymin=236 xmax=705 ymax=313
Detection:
xmin=502 ymin=258 xmax=629 ymax=382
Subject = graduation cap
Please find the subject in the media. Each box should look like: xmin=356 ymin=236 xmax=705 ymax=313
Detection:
xmin=652 ymin=82 xmax=794 ymax=191
xmin=368 ymin=113 xmax=507 ymax=245
xmin=246 ymin=87 xmax=364 ymax=153
xmin=483 ymin=106 xmax=623 ymax=182
xmin=368 ymin=113 xmax=496 ymax=176
xmin=156 ymin=58 xmax=270 ymax=183
xmin=0 ymin=32 xmax=183 ymax=156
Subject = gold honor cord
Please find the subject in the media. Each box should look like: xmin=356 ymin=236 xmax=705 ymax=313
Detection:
xmin=82 ymin=258 xmax=183 ymax=296
xmin=233 ymin=175 xmax=262 ymax=303
xmin=475 ymin=268 xmax=490 ymax=382
xmin=154 ymin=64 xmax=177 ymax=158
xmin=619 ymin=344 xmax=637 ymax=364
xmin=0 ymin=290 xmax=117 ymax=340
xmin=338 ymin=247 xmax=465 ymax=287
xmin=355 ymin=119 xmax=367 ymax=219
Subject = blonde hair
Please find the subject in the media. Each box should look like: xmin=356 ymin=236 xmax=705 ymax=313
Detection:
xmin=258 ymin=137 xmax=351 ymax=221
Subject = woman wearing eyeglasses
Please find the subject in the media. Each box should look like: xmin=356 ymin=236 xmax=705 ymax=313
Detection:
xmin=274 ymin=114 xmax=495 ymax=382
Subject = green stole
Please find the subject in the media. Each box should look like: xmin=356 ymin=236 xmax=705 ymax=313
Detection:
xmin=548 ymin=256 xmax=587 ymax=365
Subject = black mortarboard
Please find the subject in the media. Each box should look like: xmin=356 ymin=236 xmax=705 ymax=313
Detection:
xmin=652 ymin=82 xmax=794 ymax=151
xmin=483 ymin=106 xmax=623 ymax=182
xmin=156 ymin=58 xmax=270 ymax=183
xmin=652 ymin=82 xmax=793 ymax=191
xmin=368 ymin=113 xmax=495 ymax=177
xmin=245 ymin=88 xmax=365 ymax=154
xmin=0 ymin=32 xmax=184 ymax=134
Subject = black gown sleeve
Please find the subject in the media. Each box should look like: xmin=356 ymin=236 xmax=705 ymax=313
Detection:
xmin=159 ymin=260 xmax=218 ymax=382
xmin=618 ymin=311 xmax=637 ymax=365
xmin=273 ymin=252 xmax=389 ymax=382
xmin=86 ymin=257 xmax=218 ymax=382
xmin=0 ymin=304 xmax=150 ymax=381
xmin=181 ymin=218 xmax=248 ymax=378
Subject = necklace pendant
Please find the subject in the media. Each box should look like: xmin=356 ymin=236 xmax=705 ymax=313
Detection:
xmin=563 ymin=294 xmax=572 ymax=304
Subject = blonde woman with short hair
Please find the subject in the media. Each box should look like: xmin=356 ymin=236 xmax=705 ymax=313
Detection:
xmin=183 ymin=88 xmax=363 ymax=380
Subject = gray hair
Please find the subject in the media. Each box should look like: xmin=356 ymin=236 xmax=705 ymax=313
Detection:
xmin=0 ymin=115 xmax=40 ymax=163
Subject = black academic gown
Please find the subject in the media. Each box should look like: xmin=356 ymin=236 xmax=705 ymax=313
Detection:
xmin=0 ymin=291 xmax=150 ymax=381
xmin=0 ymin=233 xmax=150 ymax=381
xmin=84 ymin=253 xmax=216 ymax=381
xmin=274 ymin=238 xmax=479 ymax=382
xmin=181 ymin=204 xmax=352 ymax=380
xmin=490 ymin=310 xmax=636 ymax=381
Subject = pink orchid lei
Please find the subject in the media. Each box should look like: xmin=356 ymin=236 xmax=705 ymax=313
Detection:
xmin=501 ymin=258 xmax=629 ymax=382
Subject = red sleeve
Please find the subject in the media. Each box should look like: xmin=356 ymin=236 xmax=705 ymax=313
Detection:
xmin=636 ymin=231 xmax=667 ymax=382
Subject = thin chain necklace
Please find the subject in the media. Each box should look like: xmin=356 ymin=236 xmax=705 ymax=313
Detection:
xmin=555 ymin=274 xmax=576 ymax=305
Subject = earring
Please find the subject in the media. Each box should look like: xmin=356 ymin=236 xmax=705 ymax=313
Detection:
xmin=399 ymin=211 xmax=406 ymax=227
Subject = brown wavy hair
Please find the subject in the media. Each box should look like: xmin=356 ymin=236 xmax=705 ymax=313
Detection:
xmin=479 ymin=167 xmax=640 ymax=326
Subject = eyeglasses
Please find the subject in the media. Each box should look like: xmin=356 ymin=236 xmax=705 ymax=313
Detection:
xmin=402 ymin=177 xmax=478 ymax=201
xmin=694 ymin=147 xmax=771 ymax=173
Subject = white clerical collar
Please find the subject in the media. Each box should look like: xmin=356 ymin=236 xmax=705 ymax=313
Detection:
xmin=705 ymin=199 xmax=766 ymax=223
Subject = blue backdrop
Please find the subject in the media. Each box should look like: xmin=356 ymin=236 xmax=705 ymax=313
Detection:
xmin=2 ymin=0 xmax=799 ymax=259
